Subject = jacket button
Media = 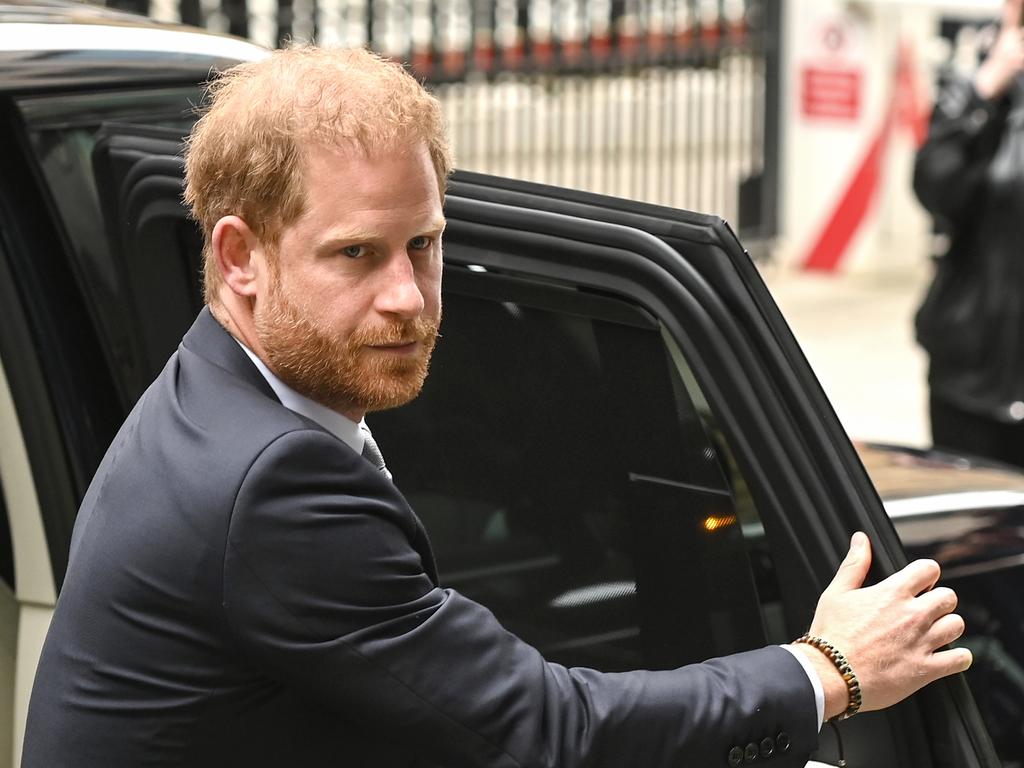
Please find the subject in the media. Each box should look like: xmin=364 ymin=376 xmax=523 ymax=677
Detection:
xmin=776 ymin=731 xmax=790 ymax=753
xmin=728 ymin=746 xmax=744 ymax=766
xmin=760 ymin=737 xmax=775 ymax=757
xmin=744 ymin=742 xmax=759 ymax=762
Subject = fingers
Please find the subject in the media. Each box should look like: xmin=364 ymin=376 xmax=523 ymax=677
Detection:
xmin=925 ymin=611 xmax=966 ymax=650
xmin=916 ymin=585 xmax=958 ymax=623
xmin=923 ymin=645 xmax=973 ymax=681
xmin=808 ymin=533 xmax=973 ymax=713
xmin=825 ymin=531 xmax=872 ymax=593
xmin=883 ymin=557 xmax=940 ymax=597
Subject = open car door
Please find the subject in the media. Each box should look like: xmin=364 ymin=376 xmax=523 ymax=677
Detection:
xmin=87 ymin=129 xmax=999 ymax=768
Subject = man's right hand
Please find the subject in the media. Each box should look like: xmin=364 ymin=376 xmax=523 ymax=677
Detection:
xmin=792 ymin=532 xmax=972 ymax=721
xmin=976 ymin=0 xmax=1024 ymax=100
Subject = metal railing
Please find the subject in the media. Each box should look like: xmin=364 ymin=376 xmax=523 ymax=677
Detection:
xmin=102 ymin=0 xmax=781 ymax=242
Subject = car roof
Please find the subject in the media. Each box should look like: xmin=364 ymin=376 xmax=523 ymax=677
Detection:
xmin=0 ymin=0 xmax=149 ymax=23
xmin=0 ymin=0 xmax=267 ymax=93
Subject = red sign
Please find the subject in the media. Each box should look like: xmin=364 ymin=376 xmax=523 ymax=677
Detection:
xmin=801 ymin=66 xmax=861 ymax=120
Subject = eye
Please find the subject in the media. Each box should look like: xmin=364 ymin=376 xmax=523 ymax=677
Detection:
xmin=409 ymin=236 xmax=432 ymax=251
xmin=341 ymin=245 xmax=366 ymax=259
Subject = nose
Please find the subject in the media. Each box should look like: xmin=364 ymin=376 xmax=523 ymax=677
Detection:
xmin=375 ymin=251 xmax=426 ymax=319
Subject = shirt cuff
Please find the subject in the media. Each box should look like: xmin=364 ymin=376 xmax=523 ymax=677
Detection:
xmin=780 ymin=644 xmax=824 ymax=730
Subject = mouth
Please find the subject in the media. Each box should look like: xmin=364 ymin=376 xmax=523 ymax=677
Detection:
xmin=367 ymin=340 xmax=420 ymax=354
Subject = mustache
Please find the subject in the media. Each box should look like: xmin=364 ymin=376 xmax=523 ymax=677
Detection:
xmin=350 ymin=317 xmax=440 ymax=347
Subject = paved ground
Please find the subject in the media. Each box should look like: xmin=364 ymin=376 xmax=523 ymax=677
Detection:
xmin=759 ymin=264 xmax=932 ymax=449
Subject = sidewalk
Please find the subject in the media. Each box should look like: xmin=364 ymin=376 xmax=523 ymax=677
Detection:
xmin=759 ymin=265 xmax=932 ymax=449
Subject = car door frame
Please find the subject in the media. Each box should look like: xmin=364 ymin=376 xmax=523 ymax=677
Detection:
xmin=438 ymin=171 xmax=996 ymax=768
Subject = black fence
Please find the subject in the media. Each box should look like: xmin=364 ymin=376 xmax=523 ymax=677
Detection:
xmin=103 ymin=0 xmax=781 ymax=242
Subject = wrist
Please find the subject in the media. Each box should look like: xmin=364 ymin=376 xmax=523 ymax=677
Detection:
xmin=791 ymin=636 xmax=861 ymax=721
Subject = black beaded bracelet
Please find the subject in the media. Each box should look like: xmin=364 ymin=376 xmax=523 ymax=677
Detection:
xmin=794 ymin=633 xmax=862 ymax=721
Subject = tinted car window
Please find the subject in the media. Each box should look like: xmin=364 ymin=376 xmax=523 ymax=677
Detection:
xmin=17 ymin=88 xmax=203 ymax=415
xmin=372 ymin=267 xmax=788 ymax=670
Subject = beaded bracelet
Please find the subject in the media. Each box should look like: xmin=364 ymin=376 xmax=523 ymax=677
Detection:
xmin=794 ymin=633 xmax=862 ymax=721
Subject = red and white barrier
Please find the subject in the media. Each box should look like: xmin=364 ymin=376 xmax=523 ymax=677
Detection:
xmin=777 ymin=1 xmax=984 ymax=275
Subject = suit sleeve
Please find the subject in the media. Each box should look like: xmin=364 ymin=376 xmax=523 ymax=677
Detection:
xmin=222 ymin=429 xmax=819 ymax=768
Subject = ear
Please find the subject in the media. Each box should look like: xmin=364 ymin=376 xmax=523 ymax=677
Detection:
xmin=212 ymin=215 xmax=263 ymax=298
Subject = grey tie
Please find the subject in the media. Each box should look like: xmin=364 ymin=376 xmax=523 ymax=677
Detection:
xmin=360 ymin=425 xmax=393 ymax=482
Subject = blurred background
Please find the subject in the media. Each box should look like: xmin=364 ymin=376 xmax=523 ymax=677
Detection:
xmin=84 ymin=0 xmax=1003 ymax=448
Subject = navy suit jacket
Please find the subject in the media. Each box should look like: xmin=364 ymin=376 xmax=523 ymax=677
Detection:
xmin=23 ymin=307 xmax=820 ymax=767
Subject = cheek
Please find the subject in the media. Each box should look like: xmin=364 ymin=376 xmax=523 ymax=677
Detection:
xmin=425 ymin=278 xmax=442 ymax=312
xmin=420 ymin=261 xmax=443 ymax=313
xmin=289 ymin=281 xmax=359 ymax=335
xmin=322 ymin=305 xmax=366 ymax=337
xmin=302 ymin=273 xmax=368 ymax=324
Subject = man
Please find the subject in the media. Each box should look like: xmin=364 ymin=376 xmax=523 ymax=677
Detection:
xmin=913 ymin=0 xmax=1024 ymax=468
xmin=23 ymin=46 xmax=970 ymax=766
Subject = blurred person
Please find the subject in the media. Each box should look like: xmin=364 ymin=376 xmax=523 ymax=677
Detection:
xmin=22 ymin=45 xmax=971 ymax=767
xmin=914 ymin=0 xmax=1024 ymax=467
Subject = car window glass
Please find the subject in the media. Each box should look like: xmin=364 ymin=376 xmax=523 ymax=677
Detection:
xmin=371 ymin=266 xmax=787 ymax=671
xmin=16 ymin=88 xmax=202 ymax=412
xmin=18 ymin=88 xmax=199 ymax=287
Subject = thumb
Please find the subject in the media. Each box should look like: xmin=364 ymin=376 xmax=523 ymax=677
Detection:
xmin=825 ymin=531 xmax=872 ymax=594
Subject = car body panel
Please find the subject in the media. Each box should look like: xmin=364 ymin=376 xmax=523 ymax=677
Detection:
xmin=0 ymin=0 xmax=265 ymax=93
xmin=0 ymin=356 xmax=53 ymax=607
xmin=868 ymin=443 xmax=1024 ymax=572
xmin=0 ymin=277 xmax=54 ymax=768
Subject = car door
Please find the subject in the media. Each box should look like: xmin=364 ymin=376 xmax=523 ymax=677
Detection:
xmin=0 ymin=84 xmax=214 ymax=768
xmin=34 ymin=124 xmax=1002 ymax=768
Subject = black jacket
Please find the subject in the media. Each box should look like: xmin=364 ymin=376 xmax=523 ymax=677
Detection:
xmin=22 ymin=307 xmax=818 ymax=767
xmin=914 ymin=71 xmax=1024 ymax=422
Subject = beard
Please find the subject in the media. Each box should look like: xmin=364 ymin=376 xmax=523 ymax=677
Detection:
xmin=254 ymin=280 xmax=439 ymax=415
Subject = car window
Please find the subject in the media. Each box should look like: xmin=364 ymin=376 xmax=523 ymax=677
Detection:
xmin=371 ymin=266 xmax=787 ymax=671
xmin=16 ymin=88 xmax=203 ymax=415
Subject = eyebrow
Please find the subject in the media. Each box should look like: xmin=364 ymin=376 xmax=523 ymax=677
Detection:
xmin=319 ymin=218 xmax=447 ymax=247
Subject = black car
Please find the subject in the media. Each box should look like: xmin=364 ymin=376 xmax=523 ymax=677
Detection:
xmin=0 ymin=2 xmax=1020 ymax=767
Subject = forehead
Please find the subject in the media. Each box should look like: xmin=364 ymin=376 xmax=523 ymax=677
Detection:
xmin=302 ymin=140 xmax=437 ymax=193
xmin=291 ymin=141 xmax=443 ymax=233
xmin=304 ymin=134 xmax=433 ymax=174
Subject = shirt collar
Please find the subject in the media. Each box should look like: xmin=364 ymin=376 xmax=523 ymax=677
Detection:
xmin=236 ymin=340 xmax=364 ymax=455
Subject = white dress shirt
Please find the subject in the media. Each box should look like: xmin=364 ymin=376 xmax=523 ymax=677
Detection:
xmin=236 ymin=340 xmax=365 ymax=455
xmin=781 ymin=644 xmax=825 ymax=728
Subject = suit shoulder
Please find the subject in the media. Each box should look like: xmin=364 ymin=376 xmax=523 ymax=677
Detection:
xmin=166 ymin=343 xmax=328 ymax=449
xmin=237 ymin=427 xmax=381 ymax=500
